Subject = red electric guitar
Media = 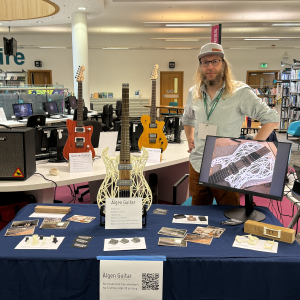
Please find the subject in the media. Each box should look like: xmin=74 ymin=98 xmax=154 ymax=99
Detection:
xmin=63 ymin=66 xmax=95 ymax=160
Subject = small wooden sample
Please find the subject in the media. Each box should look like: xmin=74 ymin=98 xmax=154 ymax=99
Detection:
xmin=244 ymin=220 xmax=295 ymax=244
xmin=35 ymin=206 xmax=71 ymax=214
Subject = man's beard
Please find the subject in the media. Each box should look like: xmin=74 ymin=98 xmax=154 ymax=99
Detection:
xmin=202 ymin=67 xmax=224 ymax=87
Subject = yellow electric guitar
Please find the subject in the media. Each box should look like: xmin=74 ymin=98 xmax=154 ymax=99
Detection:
xmin=138 ymin=64 xmax=168 ymax=152
xmin=97 ymin=83 xmax=152 ymax=211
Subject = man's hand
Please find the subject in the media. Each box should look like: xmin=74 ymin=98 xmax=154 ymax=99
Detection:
xmin=184 ymin=125 xmax=195 ymax=153
xmin=187 ymin=139 xmax=195 ymax=153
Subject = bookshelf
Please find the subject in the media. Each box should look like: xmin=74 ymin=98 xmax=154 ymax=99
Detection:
xmin=289 ymin=64 xmax=300 ymax=131
xmin=277 ymin=69 xmax=291 ymax=132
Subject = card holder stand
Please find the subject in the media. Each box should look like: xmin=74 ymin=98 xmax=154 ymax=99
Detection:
xmin=99 ymin=205 xmax=148 ymax=227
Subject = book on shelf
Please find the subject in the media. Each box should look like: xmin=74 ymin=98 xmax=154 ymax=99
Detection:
xmin=108 ymin=92 xmax=113 ymax=98
xmin=102 ymin=92 xmax=107 ymax=98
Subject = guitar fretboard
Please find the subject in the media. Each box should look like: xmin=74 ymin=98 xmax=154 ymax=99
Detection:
xmin=120 ymin=84 xmax=130 ymax=163
xmin=77 ymin=81 xmax=83 ymax=127
xmin=208 ymin=146 xmax=271 ymax=184
xmin=150 ymin=80 xmax=156 ymax=124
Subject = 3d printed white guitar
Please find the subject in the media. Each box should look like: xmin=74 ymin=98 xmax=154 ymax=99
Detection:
xmin=209 ymin=141 xmax=275 ymax=189
xmin=97 ymin=83 xmax=152 ymax=211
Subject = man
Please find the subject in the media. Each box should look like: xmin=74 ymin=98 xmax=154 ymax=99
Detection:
xmin=182 ymin=43 xmax=279 ymax=206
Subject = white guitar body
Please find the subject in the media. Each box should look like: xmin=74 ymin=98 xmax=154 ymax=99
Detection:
xmin=211 ymin=141 xmax=275 ymax=189
xmin=97 ymin=147 xmax=153 ymax=211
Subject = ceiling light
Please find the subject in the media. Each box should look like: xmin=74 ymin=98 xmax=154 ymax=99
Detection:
xmin=78 ymin=7 xmax=86 ymax=10
xmin=37 ymin=21 xmax=43 ymax=24
xmin=68 ymin=17 xmax=72 ymax=19
xmin=272 ymin=23 xmax=300 ymax=26
xmin=165 ymin=47 xmax=192 ymax=49
xmin=165 ymin=23 xmax=211 ymax=27
xmin=165 ymin=39 xmax=199 ymax=42
xmin=0 ymin=23 xmax=2 ymax=25
xmin=39 ymin=47 xmax=67 ymax=49
xmin=244 ymin=38 xmax=280 ymax=41
xmin=102 ymin=48 xmax=129 ymax=50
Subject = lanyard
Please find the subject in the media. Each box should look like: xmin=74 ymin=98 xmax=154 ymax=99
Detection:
xmin=203 ymin=89 xmax=223 ymax=122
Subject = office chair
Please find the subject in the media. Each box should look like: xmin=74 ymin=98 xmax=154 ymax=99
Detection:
xmin=287 ymin=121 xmax=300 ymax=140
xmin=114 ymin=100 xmax=122 ymax=121
xmin=73 ymin=107 xmax=88 ymax=121
xmin=101 ymin=104 xmax=114 ymax=131
xmin=75 ymin=120 xmax=103 ymax=202
xmin=26 ymin=115 xmax=46 ymax=127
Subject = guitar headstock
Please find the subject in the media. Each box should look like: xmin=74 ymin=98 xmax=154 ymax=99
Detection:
xmin=76 ymin=65 xmax=85 ymax=82
xmin=150 ymin=64 xmax=159 ymax=80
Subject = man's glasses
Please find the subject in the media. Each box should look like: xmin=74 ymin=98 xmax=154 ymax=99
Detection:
xmin=199 ymin=59 xmax=223 ymax=67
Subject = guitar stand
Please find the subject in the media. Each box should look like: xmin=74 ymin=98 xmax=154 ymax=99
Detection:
xmin=99 ymin=205 xmax=147 ymax=227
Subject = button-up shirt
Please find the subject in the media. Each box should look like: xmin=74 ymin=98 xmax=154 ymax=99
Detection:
xmin=182 ymin=81 xmax=280 ymax=173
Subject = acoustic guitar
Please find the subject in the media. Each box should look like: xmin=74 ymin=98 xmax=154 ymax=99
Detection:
xmin=138 ymin=64 xmax=168 ymax=152
xmin=97 ymin=83 xmax=152 ymax=211
xmin=63 ymin=66 xmax=95 ymax=160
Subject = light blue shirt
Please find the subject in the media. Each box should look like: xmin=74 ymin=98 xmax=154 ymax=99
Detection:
xmin=182 ymin=81 xmax=280 ymax=173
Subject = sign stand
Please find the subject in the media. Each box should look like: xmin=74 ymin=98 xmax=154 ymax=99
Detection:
xmin=99 ymin=205 xmax=148 ymax=227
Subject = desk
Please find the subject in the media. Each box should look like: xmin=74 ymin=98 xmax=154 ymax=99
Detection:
xmin=240 ymin=121 xmax=261 ymax=136
xmin=0 ymin=142 xmax=190 ymax=203
xmin=1 ymin=203 xmax=300 ymax=300
xmin=144 ymin=105 xmax=184 ymax=116
xmin=0 ymin=111 xmax=98 ymax=128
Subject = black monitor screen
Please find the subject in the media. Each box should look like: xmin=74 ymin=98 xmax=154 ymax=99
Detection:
xmin=198 ymin=136 xmax=291 ymax=201
xmin=3 ymin=37 xmax=9 ymax=56
xmin=68 ymin=96 xmax=77 ymax=109
xmin=44 ymin=101 xmax=59 ymax=114
xmin=12 ymin=103 xmax=33 ymax=118
xmin=10 ymin=38 xmax=17 ymax=56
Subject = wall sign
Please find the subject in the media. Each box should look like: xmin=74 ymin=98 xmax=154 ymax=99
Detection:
xmin=211 ymin=24 xmax=222 ymax=44
xmin=35 ymin=61 xmax=42 ymax=67
xmin=0 ymin=50 xmax=25 ymax=65
xmin=169 ymin=62 xmax=175 ymax=68
xmin=260 ymin=63 xmax=268 ymax=69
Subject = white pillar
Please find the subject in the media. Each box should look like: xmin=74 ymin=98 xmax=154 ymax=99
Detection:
xmin=71 ymin=12 xmax=90 ymax=109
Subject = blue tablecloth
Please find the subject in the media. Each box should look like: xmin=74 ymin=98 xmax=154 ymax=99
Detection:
xmin=0 ymin=203 xmax=300 ymax=300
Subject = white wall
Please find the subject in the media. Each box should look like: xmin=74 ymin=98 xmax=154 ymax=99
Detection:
xmin=1 ymin=33 xmax=298 ymax=107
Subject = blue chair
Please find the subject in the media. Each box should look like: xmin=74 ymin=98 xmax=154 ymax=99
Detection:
xmin=161 ymin=101 xmax=182 ymax=117
xmin=173 ymin=174 xmax=217 ymax=206
xmin=287 ymin=121 xmax=300 ymax=140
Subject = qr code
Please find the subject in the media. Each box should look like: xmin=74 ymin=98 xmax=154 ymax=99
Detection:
xmin=142 ymin=273 xmax=159 ymax=290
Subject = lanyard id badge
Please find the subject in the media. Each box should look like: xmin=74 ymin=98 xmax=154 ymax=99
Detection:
xmin=198 ymin=89 xmax=223 ymax=139
xmin=198 ymin=123 xmax=217 ymax=140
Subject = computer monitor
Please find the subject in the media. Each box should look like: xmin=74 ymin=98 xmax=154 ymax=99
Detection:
xmin=12 ymin=103 xmax=33 ymax=119
xmin=43 ymin=101 xmax=59 ymax=115
xmin=198 ymin=136 xmax=291 ymax=222
xmin=163 ymin=116 xmax=183 ymax=143
xmin=69 ymin=96 xmax=77 ymax=109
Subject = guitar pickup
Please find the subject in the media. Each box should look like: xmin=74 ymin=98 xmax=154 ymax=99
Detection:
xmin=149 ymin=133 xmax=157 ymax=138
xmin=75 ymin=137 xmax=85 ymax=147
xmin=75 ymin=127 xmax=85 ymax=133
xmin=149 ymin=139 xmax=156 ymax=143
xmin=149 ymin=124 xmax=157 ymax=128
xmin=117 ymin=180 xmax=133 ymax=186
xmin=118 ymin=164 xmax=132 ymax=170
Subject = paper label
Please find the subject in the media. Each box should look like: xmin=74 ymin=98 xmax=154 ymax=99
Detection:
xmin=105 ymin=197 xmax=142 ymax=229
xmin=69 ymin=152 xmax=93 ymax=173
xmin=198 ymin=123 xmax=217 ymax=140
xmin=98 ymin=132 xmax=118 ymax=157
xmin=146 ymin=148 xmax=161 ymax=163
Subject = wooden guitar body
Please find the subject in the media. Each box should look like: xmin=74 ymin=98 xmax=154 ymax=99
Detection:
xmin=138 ymin=115 xmax=168 ymax=152
xmin=63 ymin=119 xmax=95 ymax=160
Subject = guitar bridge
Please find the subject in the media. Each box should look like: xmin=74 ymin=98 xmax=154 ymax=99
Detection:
xmin=75 ymin=137 xmax=85 ymax=147
xmin=149 ymin=124 xmax=157 ymax=128
xmin=117 ymin=180 xmax=133 ymax=186
xmin=149 ymin=133 xmax=157 ymax=138
xmin=149 ymin=139 xmax=156 ymax=143
xmin=118 ymin=164 xmax=132 ymax=170
xmin=75 ymin=127 xmax=85 ymax=133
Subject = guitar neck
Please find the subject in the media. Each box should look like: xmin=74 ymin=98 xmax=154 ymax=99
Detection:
xmin=208 ymin=146 xmax=271 ymax=184
xmin=120 ymin=83 xmax=130 ymax=163
xmin=77 ymin=81 xmax=84 ymax=127
xmin=150 ymin=80 xmax=156 ymax=124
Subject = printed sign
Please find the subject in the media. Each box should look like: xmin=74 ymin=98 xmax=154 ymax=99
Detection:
xmin=211 ymin=24 xmax=222 ymax=44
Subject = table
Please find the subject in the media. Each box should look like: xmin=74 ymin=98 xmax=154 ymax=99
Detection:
xmin=240 ymin=121 xmax=262 ymax=136
xmin=144 ymin=105 xmax=184 ymax=116
xmin=1 ymin=203 xmax=300 ymax=300
xmin=0 ymin=142 xmax=190 ymax=203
